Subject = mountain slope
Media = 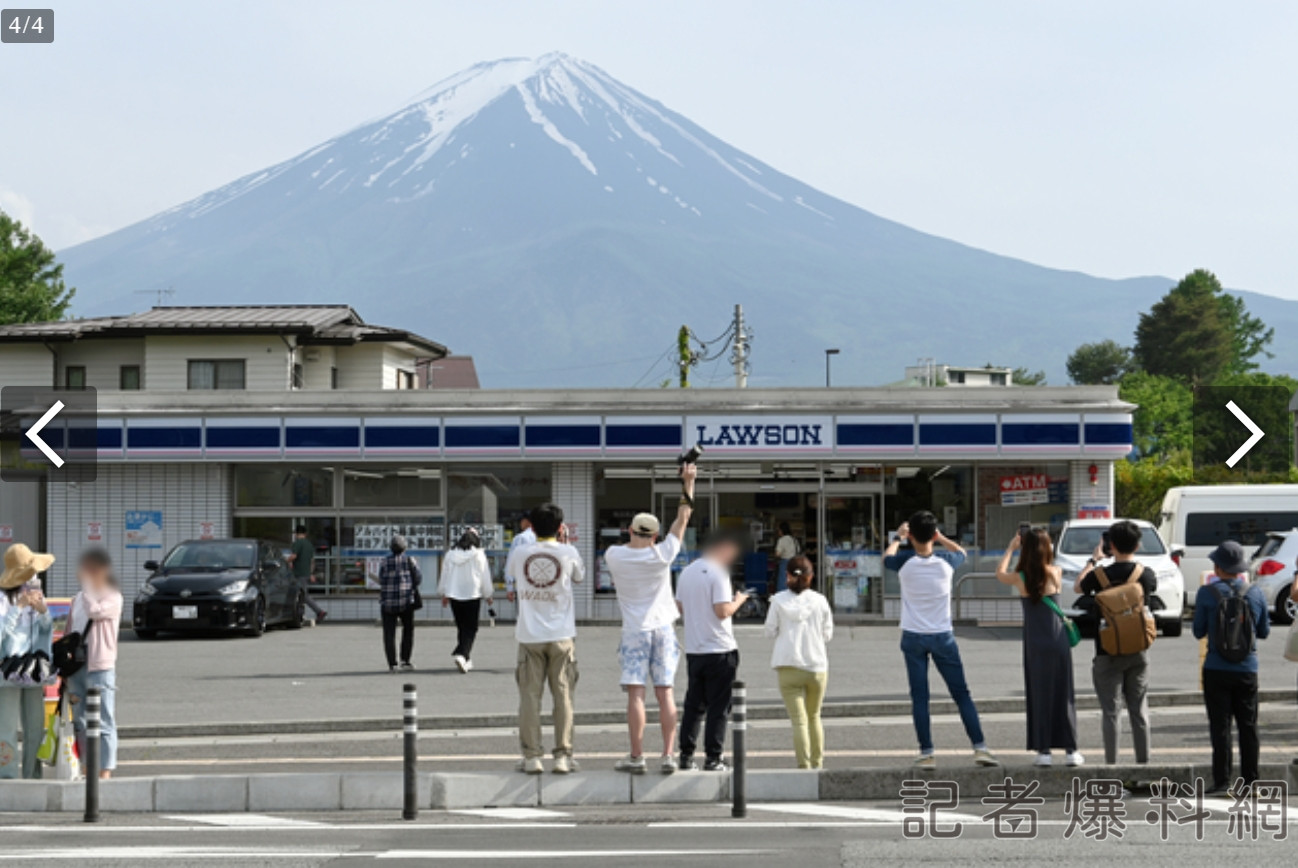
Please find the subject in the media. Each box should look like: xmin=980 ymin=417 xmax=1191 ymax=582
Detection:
xmin=58 ymin=53 xmax=1298 ymax=387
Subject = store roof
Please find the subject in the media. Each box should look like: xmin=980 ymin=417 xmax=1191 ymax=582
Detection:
xmin=0 ymin=305 xmax=448 ymax=356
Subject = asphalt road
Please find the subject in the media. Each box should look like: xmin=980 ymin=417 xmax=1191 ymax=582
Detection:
xmin=1 ymin=799 xmax=1293 ymax=866
xmin=116 ymin=622 xmax=1298 ymax=729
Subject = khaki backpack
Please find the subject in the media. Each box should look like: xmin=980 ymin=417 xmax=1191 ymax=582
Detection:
xmin=1093 ymin=565 xmax=1157 ymax=655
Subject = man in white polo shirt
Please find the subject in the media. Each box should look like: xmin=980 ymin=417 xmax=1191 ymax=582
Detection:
xmin=884 ymin=510 xmax=998 ymax=771
xmin=604 ymin=464 xmax=697 ymax=775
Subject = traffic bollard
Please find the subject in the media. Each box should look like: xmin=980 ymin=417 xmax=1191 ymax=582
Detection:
xmin=402 ymin=683 xmax=418 ymax=821
xmin=731 ymin=680 xmax=746 ymax=819
xmin=84 ymin=687 xmax=101 ymax=823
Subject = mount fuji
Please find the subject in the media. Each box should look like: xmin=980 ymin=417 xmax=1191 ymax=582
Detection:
xmin=57 ymin=53 xmax=1298 ymax=387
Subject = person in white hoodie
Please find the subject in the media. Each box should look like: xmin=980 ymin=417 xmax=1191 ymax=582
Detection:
xmin=763 ymin=555 xmax=833 ymax=769
xmin=439 ymin=528 xmax=494 ymax=673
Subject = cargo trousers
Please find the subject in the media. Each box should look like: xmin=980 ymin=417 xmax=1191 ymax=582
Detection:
xmin=516 ymin=639 xmax=578 ymax=760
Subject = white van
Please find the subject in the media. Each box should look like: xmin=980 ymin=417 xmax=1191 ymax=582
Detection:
xmin=1158 ymin=484 xmax=1298 ymax=604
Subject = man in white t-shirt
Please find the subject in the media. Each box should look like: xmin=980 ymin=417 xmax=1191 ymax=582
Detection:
xmin=509 ymin=517 xmax=536 ymax=554
xmin=604 ymin=464 xmax=697 ymax=775
xmin=883 ymin=510 xmax=998 ymax=771
xmin=674 ymin=534 xmax=747 ymax=771
xmin=505 ymin=503 xmax=585 ymax=775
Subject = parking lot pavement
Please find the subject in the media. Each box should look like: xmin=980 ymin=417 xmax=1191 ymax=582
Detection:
xmin=114 ymin=622 xmax=1298 ymax=732
xmin=2 ymin=799 xmax=1294 ymax=866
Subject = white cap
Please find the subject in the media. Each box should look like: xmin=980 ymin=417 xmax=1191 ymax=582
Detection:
xmin=630 ymin=513 xmax=661 ymax=537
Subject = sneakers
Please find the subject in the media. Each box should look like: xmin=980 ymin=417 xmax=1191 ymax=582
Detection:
xmin=1034 ymin=753 xmax=1053 ymax=767
xmin=660 ymin=755 xmax=678 ymax=775
xmin=679 ymin=756 xmax=699 ymax=772
xmin=517 ymin=757 xmax=544 ymax=775
xmin=703 ymin=758 xmax=729 ymax=772
xmin=399 ymin=662 xmax=414 ymax=672
xmin=316 ymin=612 xmax=328 ymax=623
xmin=973 ymin=748 xmax=1000 ymax=767
xmin=615 ymin=755 xmax=648 ymax=775
xmin=453 ymin=655 xmax=468 ymax=673
xmin=553 ymin=755 xmax=579 ymax=775
xmin=464 ymin=659 xmax=474 ymax=672
xmin=913 ymin=754 xmax=937 ymax=771
xmin=387 ymin=665 xmax=398 ymax=674
xmin=1066 ymin=752 xmax=1085 ymax=768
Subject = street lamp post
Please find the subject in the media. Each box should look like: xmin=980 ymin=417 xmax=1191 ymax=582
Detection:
xmin=825 ymin=348 xmax=840 ymax=388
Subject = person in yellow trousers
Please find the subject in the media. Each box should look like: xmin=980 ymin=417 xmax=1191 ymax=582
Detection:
xmin=763 ymin=555 xmax=833 ymax=768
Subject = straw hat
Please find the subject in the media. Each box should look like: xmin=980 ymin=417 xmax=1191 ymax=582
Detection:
xmin=0 ymin=543 xmax=55 ymax=590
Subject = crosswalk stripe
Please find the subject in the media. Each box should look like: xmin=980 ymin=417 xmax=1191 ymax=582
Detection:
xmin=750 ymin=802 xmax=985 ymax=824
xmin=450 ymin=808 xmax=571 ymax=820
xmin=163 ymin=814 xmax=327 ymax=827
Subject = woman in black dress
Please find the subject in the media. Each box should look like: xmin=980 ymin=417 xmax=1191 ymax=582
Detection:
xmin=996 ymin=528 xmax=1081 ymax=767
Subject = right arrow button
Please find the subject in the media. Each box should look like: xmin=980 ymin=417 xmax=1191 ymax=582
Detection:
xmin=1224 ymin=399 xmax=1265 ymax=468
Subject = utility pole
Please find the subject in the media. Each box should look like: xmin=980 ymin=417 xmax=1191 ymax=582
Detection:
xmin=677 ymin=325 xmax=693 ymax=388
xmin=730 ymin=304 xmax=751 ymax=389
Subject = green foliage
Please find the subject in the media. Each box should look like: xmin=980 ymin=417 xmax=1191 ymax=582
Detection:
xmin=1132 ymin=270 xmax=1232 ymax=384
xmin=1118 ymin=371 xmax=1193 ymax=457
xmin=1066 ymin=339 xmax=1132 ymax=385
xmin=1115 ymin=454 xmax=1195 ymax=523
xmin=1011 ymin=367 xmax=1047 ymax=386
xmin=0 ymin=211 xmax=74 ymax=324
xmin=1218 ymin=291 xmax=1275 ymax=375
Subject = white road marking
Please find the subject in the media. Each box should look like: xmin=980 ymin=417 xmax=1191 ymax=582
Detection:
xmin=750 ymin=802 xmax=986 ymax=823
xmin=0 ymin=848 xmax=346 ymax=861
xmin=163 ymin=813 xmax=327 ymax=827
xmin=375 ymin=849 xmax=768 ymax=860
xmin=450 ymin=807 xmax=570 ymax=820
xmin=0 ymin=822 xmax=576 ymax=833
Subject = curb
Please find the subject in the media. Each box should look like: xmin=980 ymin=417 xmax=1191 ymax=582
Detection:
xmin=5 ymin=763 xmax=1293 ymax=813
xmin=118 ymin=688 xmax=1298 ymax=740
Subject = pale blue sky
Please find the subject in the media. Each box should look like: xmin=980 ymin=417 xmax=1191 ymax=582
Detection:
xmin=2 ymin=0 xmax=1296 ymax=298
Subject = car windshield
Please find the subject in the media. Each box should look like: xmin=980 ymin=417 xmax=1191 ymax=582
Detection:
xmin=161 ymin=542 xmax=256 ymax=571
xmin=1059 ymin=526 xmax=1167 ymax=556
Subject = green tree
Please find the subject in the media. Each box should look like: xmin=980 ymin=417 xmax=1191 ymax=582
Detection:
xmin=0 ymin=211 xmax=74 ymax=324
xmin=1066 ymin=340 xmax=1132 ymax=385
xmin=1118 ymin=371 xmax=1193 ymax=458
xmin=1011 ymin=367 xmax=1047 ymax=386
xmin=1217 ymin=290 xmax=1274 ymax=375
xmin=1132 ymin=270 xmax=1231 ymax=384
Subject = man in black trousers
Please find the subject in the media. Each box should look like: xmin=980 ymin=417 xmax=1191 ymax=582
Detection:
xmin=674 ymin=534 xmax=747 ymax=771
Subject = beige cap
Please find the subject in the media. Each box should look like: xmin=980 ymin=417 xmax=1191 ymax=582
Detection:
xmin=629 ymin=513 xmax=661 ymax=537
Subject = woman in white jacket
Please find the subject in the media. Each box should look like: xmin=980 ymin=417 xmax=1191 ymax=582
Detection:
xmin=438 ymin=528 xmax=494 ymax=673
xmin=763 ymin=555 xmax=833 ymax=768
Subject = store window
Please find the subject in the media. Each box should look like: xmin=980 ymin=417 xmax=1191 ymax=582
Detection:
xmin=447 ymin=465 xmax=551 ymax=551
xmin=235 ymin=466 xmax=334 ymax=508
xmin=594 ymin=473 xmax=654 ymax=593
xmin=343 ymin=467 xmax=442 ymax=509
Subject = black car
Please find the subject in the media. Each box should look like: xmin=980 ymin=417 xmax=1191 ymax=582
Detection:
xmin=133 ymin=538 xmax=305 ymax=639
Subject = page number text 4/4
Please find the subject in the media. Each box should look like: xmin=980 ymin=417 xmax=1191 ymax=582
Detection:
xmin=2 ymin=9 xmax=54 ymax=43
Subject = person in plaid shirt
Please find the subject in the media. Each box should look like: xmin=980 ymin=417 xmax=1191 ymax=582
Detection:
xmin=379 ymin=535 xmax=422 ymax=672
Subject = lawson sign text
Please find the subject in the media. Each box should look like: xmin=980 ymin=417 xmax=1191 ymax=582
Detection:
xmin=688 ymin=416 xmax=834 ymax=452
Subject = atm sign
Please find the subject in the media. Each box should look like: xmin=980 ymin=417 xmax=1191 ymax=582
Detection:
xmin=1000 ymin=474 xmax=1049 ymax=505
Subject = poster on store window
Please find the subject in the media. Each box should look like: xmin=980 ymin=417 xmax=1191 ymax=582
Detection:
xmin=85 ymin=521 xmax=105 ymax=545
xmin=197 ymin=521 xmax=216 ymax=540
xmin=364 ymin=557 xmax=383 ymax=589
xmin=999 ymin=474 xmax=1049 ymax=506
xmin=0 ymin=525 xmax=12 ymax=544
xmin=124 ymin=510 xmax=163 ymax=549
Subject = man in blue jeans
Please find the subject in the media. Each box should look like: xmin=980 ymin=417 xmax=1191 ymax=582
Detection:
xmin=884 ymin=511 xmax=999 ymax=771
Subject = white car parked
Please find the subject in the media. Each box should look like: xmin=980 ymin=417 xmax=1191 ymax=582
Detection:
xmin=1055 ymin=518 xmax=1185 ymax=637
xmin=1248 ymin=530 xmax=1298 ymax=625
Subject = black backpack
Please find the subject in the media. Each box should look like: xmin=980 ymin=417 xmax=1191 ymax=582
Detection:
xmin=1211 ymin=581 xmax=1256 ymax=665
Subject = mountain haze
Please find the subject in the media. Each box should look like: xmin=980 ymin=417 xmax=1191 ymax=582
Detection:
xmin=57 ymin=53 xmax=1298 ymax=387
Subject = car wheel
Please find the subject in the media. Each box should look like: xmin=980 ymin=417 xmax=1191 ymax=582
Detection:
xmin=1282 ymin=588 xmax=1298 ymax=625
xmin=244 ymin=597 xmax=266 ymax=638
xmin=287 ymin=592 xmax=306 ymax=630
xmin=1160 ymin=617 xmax=1183 ymax=638
xmin=135 ymin=629 xmax=158 ymax=640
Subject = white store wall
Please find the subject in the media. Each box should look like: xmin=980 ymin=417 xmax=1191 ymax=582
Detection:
xmin=45 ymin=464 xmax=231 ymax=605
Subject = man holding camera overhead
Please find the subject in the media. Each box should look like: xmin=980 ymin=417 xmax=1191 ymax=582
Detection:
xmin=605 ymin=463 xmax=697 ymax=775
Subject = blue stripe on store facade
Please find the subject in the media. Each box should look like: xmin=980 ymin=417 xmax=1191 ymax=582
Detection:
xmin=445 ymin=425 xmax=520 ymax=449
xmin=919 ymin=423 xmax=997 ymax=446
xmin=364 ymin=426 xmax=440 ymax=449
xmin=836 ymin=423 xmax=914 ymax=447
xmin=1085 ymin=422 xmax=1135 ymax=445
xmin=206 ymin=426 xmax=280 ymax=449
xmin=285 ymin=426 xmax=360 ymax=450
xmin=128 ymin=427 xmax=201 ymax=450
xmin=1001 ymin=423 xmax=1080 ymax=446
xmin=604 ymin=424 xmax=682 ymax=448
xmin=526 ymin=425 xmax=601 ymax=448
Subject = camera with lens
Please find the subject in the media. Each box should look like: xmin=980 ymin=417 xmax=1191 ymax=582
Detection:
xmin=678 ymin=443 xmax=704 ymax=466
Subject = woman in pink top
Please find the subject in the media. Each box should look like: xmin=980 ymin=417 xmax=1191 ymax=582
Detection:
xmin=66 ymin=549 xmax=122 ymax=779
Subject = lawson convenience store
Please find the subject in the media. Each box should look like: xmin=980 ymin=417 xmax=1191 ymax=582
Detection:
xmin=26 ymin=386 xmax=1132 ymax=621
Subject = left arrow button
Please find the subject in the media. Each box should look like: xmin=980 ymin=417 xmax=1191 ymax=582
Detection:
xmin=26 ymin=400 xmax=64 ymax=468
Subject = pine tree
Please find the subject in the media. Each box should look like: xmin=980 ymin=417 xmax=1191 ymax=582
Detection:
xmin=0 ymin=211 xmax=75 ymax=324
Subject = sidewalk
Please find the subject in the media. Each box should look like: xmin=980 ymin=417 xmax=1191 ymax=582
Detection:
xmin=114 ymin=622 xmax=1298 ymax=734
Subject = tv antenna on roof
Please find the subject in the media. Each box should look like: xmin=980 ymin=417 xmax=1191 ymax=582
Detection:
xmin=135 ymin=287 xmax=175 ymax=307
